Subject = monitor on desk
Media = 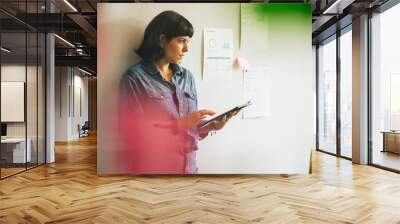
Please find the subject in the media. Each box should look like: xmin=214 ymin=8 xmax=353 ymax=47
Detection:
xmin=1 ymin=123 xmax=7 ymax=138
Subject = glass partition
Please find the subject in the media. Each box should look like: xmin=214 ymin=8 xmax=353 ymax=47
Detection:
xmin=38 ymin=32 xmax=45 ymax=165
xmin=27 ymin=31 xmax=38 ymax=169
xmin=371 ymin=4 xmax=400 ymax=171
xmin=0 ymin=1 xmax=46 ymax=179
xmin=1 ymin=31 xmax=28 ymax=177
xmin=318 ymin=36 xmax=337 ymax=155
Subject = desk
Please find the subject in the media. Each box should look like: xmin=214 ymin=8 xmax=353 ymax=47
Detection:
xmin=1 ymin=138 xmax=31 ymax=163
xmin=382 ymin=131 xmax=400 ymax=154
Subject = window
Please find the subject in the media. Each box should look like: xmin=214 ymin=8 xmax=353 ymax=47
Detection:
xmin=339 ymin=28 xmax=352 ymax=158
xmin=318 ymin=36 xmax=337 ymax=154
xmin=371 ymin=3 xmax=400 ymax=171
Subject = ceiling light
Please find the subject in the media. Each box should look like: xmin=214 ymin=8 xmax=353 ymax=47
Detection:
xmin=77 ymin=67 xmax=93 ymax=76
xmin=323 ymin=0 xmax=343 ymax=14
xmin=322 ymin=0 xmax=354 ymax=15
xmin=63 ymin=0 xmax=78 ymax=12
xmin=1 ymin=47 xmax=11 ymax=53
xmin=76 ymin=48 xmax=85 ymax=56
xmin=54 ymin=34 xmax=75 ymax=48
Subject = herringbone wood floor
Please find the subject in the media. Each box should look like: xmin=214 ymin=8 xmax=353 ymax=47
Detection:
xmin=1 ymin=134 xmax=400 ymax=224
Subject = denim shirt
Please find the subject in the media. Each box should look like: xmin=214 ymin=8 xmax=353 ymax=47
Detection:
xmin=120 ymin=60 xmax=205 ymax=173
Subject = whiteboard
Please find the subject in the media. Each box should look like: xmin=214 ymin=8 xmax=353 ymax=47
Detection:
xmin=1 ymin=82 xmax=25 ymax=122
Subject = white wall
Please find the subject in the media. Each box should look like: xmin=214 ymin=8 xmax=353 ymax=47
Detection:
xmin=72 ymin=72 xmax=89 ymax=138
xmin=55 ymin=67 xmax=89 ymax=141
xmin=98 ymin=3 xmax=313 ymax=174
xmin=55 ymin=66 xmax=69 ymax=141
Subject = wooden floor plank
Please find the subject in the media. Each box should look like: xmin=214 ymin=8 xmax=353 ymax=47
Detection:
xmin=1 ymin=134 xmax=400 ymax=223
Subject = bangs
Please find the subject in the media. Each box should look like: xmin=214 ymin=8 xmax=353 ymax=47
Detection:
xmin=164 ymin=16 xmax=194 ymax=38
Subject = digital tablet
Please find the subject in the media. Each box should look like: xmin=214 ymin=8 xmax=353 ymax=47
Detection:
xmin=197 ymin=101 xmax=252 ymax=128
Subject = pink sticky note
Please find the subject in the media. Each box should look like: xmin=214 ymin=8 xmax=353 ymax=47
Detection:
xmin=233 ymin=57 xmax=249 ymax=70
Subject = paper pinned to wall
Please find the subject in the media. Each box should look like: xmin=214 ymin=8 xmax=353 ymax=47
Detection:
xmin=242 ymin=67 xmax=270 ymax=118
xmin=203 ymin=28 xmax=233 ymax=81
xmin=240 ymin=4 xmax=269 ymax=52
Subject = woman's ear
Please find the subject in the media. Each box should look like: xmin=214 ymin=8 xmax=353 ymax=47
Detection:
xmin=159 ymin=34 xmax=167 ymax=48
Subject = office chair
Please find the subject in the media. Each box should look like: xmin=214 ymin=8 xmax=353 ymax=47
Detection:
xmin=79 ymin=121 xmax=90 ymax=138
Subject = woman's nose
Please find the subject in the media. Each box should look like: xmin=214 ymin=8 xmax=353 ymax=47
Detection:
xmin=183 ymin=43 xmax=189 ymax=52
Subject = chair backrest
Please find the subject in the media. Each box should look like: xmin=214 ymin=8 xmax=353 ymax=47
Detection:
xmin=82 ymin=121 xmax=90 ymax=129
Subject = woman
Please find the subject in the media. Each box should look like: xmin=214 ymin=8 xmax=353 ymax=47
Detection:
xmin=119 ymin=10 xmax=237 ymax=174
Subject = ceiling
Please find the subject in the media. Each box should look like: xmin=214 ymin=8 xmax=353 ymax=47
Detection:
xmin=0 ymin=0 xmax=393 ymax=75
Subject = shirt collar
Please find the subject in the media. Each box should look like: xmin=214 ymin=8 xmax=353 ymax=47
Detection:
xmin=170 ymin=63 xmax=183 ymax=75
xmin=142 ymin=60 xmax=183 ymax=77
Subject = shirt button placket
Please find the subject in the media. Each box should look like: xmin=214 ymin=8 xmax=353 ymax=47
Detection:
xmin=178 ymin=91 xmax=184 ymax=117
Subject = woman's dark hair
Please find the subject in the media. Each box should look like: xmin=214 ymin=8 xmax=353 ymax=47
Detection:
xmin=135 ymin=11 xmax=194 ymax=61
